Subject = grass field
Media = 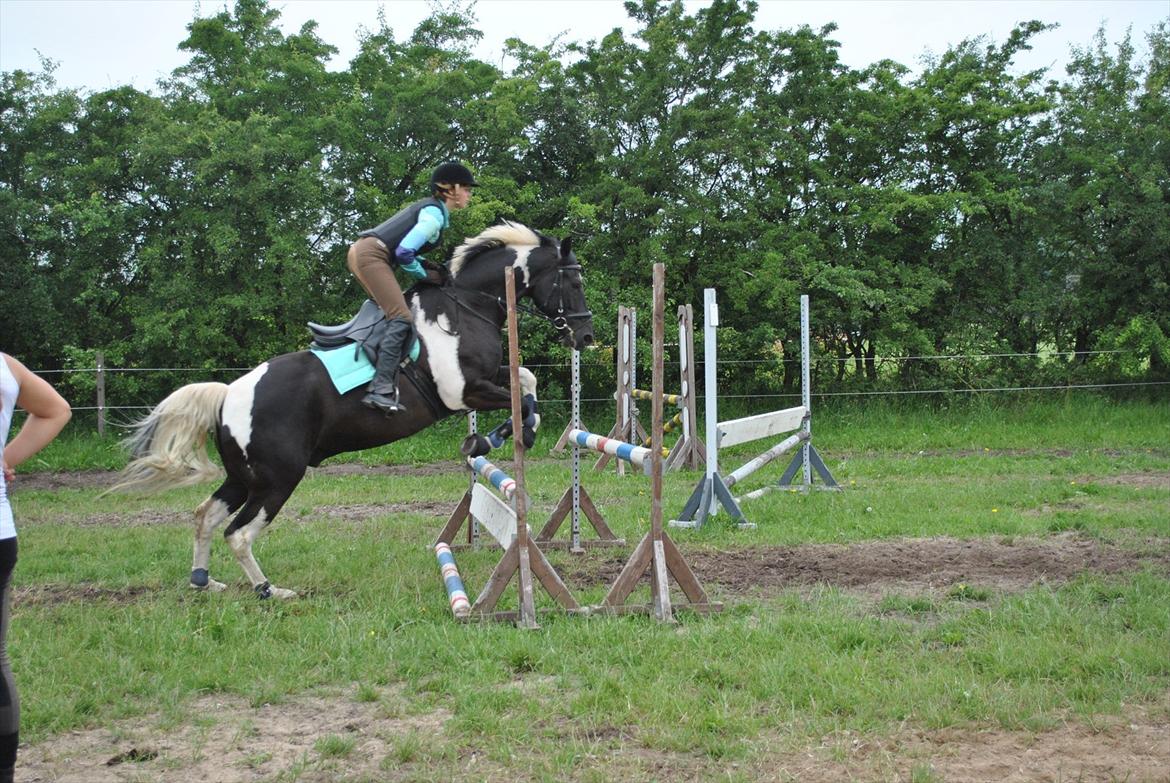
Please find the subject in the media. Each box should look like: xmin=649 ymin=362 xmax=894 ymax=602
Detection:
xmin=9 ymin=395 xmax=1170 ymax=782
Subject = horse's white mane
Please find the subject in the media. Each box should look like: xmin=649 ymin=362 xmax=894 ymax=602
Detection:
xmin=449 ymin=221 xmax=542 ymax=277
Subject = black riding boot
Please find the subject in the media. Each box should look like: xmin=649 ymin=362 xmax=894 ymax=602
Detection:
xmin=362 ymin=318 xmax=412 ymax=415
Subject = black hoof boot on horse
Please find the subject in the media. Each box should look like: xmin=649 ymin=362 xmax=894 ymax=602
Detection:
xmin=363 ymin=317 xmax=412 ymax=416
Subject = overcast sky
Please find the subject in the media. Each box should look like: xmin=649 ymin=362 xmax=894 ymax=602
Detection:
xmin=1 ymin=0 xmax=1166 ymax=93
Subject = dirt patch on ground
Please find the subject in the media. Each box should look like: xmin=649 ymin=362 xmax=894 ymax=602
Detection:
xmin=18 ymin=533 xmax=1168 ymax=607
xmin=10 ymin=469 xmax=124 ymax=492
xmin=13 ymin=583 xmax=156 ymax=608
xmin=25 ymin=501 xmax=454 ymax=529
xmin=18 ymin=691 xmax=1169 ymax=782
xmin=21 ymin=688 xmax=451 ymax=783
xmin=763 ymin=703 xmax=1170 ymax=783
xmin=1080 ymin=471 xmax=1170 ymax=489
xmin=295 ymin=501 xmax=453 ymax=522
xmin=561 ymin=532 xmax=1170 ymax=599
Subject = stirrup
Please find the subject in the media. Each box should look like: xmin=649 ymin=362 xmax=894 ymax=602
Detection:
xmin=362 ymin=390 xmax=406 ymax=415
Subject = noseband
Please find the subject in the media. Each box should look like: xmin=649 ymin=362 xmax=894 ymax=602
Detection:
xmin=541 ymin=262 xmax=592 ymax=335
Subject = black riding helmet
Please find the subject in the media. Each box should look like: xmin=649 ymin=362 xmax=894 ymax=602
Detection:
xmin=430 ymin=162 xmax=479 ymax=189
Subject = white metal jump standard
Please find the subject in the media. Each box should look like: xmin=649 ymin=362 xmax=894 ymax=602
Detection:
xmin=440 ymin=351 xmax=623 ymax=554
xmin=560 ymin=305 xmax=641 ymax=476
xmin=432 ymin=269 xmax=579 ymax=627
xmin=670 ymin=292 xmax=839 ymax=530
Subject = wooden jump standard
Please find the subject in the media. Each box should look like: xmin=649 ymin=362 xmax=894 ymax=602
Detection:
xmin=572 ymin=264 xmax=722 ymax=621
xmin=581 ymin=302 xmax=704 ymax=473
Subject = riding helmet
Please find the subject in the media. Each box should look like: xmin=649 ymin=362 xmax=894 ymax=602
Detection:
xmin=430 ymin=162 xmax=479 ymax=188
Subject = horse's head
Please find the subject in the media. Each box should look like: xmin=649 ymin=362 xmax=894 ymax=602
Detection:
xmin=449 ymin=222 xmax=595 ymax=350
xmin=523 ymin=234 xmax=594 ymax=351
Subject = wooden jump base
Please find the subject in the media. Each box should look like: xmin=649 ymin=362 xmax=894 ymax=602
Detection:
xmin=432 ymin=269 xmax=580 ymax=627
xmin=671 ymin=292 xmax=839 ymax=530
xmin=581 ymin=302 xmax=704 ymax=474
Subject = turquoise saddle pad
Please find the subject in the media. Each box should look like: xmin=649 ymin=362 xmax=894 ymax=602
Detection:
xmin=310 ymin=339 xmax=420 ymax=395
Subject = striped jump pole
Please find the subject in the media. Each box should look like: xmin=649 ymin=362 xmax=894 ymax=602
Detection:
xmin=642 ymin=411 xmax=684 ymax=450
xmin=569 ymin=428 xmax=653 ymax=473
xmin=434 ymin=542 xmax=471 ymax=618
xmin=631 ymin=388 xmax=683 ymax=406
xmin=467 ymin=455 xmax=517 ymax=501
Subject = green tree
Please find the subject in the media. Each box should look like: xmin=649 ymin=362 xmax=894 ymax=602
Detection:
xmin=1036 ymin=23 xmax=1170 ymax=379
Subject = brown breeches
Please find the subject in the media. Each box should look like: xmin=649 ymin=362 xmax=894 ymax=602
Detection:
xmin=346 ymin=236 xmax=411 ymax=321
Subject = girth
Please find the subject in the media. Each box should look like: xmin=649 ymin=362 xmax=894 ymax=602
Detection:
xmin=400 ymin=362 xmax=456 ymax=421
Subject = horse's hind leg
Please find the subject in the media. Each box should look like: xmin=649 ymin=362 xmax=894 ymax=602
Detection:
xmin=223 ymin=485 xmax=299 ymax=600
xmin=191 ymin=479 xmax=247 ymax=592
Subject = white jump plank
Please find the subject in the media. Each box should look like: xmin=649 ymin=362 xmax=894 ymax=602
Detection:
xmin=717 ymin=406 xmax=808 ymax=448
xmin=469 ymin=483 xmax=517 ymax=548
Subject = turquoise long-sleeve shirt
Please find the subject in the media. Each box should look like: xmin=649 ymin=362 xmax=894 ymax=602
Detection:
xmin=394 ymin=203 xmax=449 ymax=279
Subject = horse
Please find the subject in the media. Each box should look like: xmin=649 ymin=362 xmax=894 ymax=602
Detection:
xmin=110 ymin=222 xmax=594 ymax=599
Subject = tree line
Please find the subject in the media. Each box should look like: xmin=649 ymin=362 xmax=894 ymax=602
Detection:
xmin=2 ymin=0 xmax=1167 ymax=408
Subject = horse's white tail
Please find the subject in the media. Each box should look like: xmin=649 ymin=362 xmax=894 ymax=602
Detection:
xmin=108 ymin=382 xmax=230 ymax=494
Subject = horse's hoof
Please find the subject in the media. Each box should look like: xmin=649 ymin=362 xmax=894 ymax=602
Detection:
xmin=461 ymin=433 xmax=490 ymax=457
xmin=189 ymin=578 xmax=227 ymax=592
xmin=254 ymin=581 xmax=297 ymax=600
xmin=521 ymin=427 xmax=537 ymax=449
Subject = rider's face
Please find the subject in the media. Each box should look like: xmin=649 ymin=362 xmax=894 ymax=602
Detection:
xmin=445 ymin=184 xmax=473 ymax=211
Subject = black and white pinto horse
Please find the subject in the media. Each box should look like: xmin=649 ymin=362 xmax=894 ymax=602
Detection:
xmin=112 ymin=222 xmax=594 ymax=599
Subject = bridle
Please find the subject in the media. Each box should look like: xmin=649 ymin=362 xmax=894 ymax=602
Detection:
xmin=538 ymin=262 xmax=592 ymax=335
xmin=434 ymin=256 xmax=592 ymax=340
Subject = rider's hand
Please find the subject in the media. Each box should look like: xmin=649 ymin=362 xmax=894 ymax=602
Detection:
xmin=421 ymin=260 xmax=450 ymax=286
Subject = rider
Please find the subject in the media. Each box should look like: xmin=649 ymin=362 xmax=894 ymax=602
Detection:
xmin=347 ymin=162 xmax=477 ymax=414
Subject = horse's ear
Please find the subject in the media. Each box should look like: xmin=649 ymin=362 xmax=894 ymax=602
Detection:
xmin=560 ymin=236 xmax=572 ymax=257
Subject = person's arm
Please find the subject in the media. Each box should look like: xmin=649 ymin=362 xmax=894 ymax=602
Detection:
xmin=394 ymin=207 xmax=445 ymax=279
xmin=2 ymin=354 xmax=71 ymax=472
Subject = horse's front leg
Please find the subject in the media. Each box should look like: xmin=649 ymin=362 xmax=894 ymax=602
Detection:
xmin=460 ymin=367 xmax=540 ymax=457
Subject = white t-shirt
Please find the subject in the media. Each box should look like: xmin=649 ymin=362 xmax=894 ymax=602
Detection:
xmin=0 ymin=354 xmax=19 ymax=539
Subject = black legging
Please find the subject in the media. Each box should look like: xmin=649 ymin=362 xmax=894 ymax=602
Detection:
xmin=0 ymin=536 xmax=17 ymax=781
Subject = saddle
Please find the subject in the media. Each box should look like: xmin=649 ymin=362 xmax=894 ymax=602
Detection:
xmin=308 ymin=300 xmax=388 ymax=364
xmin=307 ymin=301 xmax=449 ymax=418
